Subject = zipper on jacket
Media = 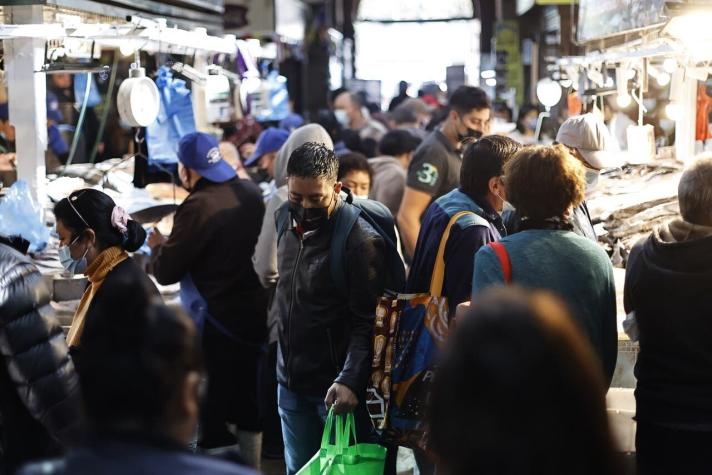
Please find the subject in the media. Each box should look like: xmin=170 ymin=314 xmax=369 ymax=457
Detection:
xmin=286 ymin=236 xmax=304 ymax=389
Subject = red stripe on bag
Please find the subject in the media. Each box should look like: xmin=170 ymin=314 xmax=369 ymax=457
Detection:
xmin=488 ymin=242 xmax=512 ymax=283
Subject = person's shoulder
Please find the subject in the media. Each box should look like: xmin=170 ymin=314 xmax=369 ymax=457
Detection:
xmin=414 ymin=131 xmax=447 ymax=154
xmin=104 ymin=257 xmax=160 ymax=297
xmin=562 ymin=232 xmax=612 ymax=264
xmin=231 ymin=177 xmax=263 ymax=197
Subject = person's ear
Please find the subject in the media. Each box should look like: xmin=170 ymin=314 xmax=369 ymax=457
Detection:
xmin=334 ymin=182 xmax=343 ymax=195
xmin=488 ymin=176 xmax=500 ymax=195
xmin=83 ymin=228 xmax=97 ymax=248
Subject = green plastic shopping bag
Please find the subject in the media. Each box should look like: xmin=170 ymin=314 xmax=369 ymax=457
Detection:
xmin=296 ymin=408 xmax=387 ymax=475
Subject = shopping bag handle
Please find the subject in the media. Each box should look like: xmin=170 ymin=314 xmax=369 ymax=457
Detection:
xmin=321 ymin=408 xmax=361 ymax=457
xmin=429 ymin=210 xmax=475 ymax=297
xmin=321 ymin=407 xmax=335 ymax=450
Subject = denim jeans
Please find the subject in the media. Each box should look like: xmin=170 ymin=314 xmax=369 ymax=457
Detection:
xmin=277 ymin=384 xmax=329 ymax=475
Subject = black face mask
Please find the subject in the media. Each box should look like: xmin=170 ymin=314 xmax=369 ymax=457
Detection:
xmin=289 ymin=193 xmax=334 ymax=232
xmin=457 ymin=115 xmax=483 ymax=142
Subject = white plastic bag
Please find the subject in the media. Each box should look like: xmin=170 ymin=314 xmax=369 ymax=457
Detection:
xmin=0 ymin=180 xmax=49 ymax=252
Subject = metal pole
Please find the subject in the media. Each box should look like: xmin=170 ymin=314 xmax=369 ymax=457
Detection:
xmin=4 ymin=5 xmax=47 ymax=205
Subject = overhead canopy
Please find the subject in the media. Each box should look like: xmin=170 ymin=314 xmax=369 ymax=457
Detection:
xmin=0 ymin=0 xmax=225 ymax=33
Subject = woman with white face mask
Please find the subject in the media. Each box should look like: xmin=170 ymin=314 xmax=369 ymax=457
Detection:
xmin=54 ymin=189 xmax=159 ymax=351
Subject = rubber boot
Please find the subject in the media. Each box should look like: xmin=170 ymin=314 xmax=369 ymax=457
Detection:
xmin=236 ymin=430 xmax=263 ymax=470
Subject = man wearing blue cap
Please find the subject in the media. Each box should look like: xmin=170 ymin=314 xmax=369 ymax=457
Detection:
xmin=148 ymin=132 xmax=268 ymax=468
xmin=246 ymin=128 xmax=289 ymax=190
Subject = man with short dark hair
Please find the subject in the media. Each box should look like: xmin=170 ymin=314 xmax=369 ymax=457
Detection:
xmin=397 ymin=86 xmax=492 ymax=258
xmin=275 ymin=142 xmax=386 ymax=475
xmin=625 ymin=155 xmax=712 ymax=474
xmin=333 ymin=91 xmax=387 ymax=143
xmin=407 ymin=136 xmax=521 ymax=315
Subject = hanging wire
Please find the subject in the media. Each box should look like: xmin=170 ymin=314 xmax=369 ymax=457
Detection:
xmin=60 ymin=71 xmax=93 ymax=175
xmin=89 ymin=52 xmax=119 ymax=164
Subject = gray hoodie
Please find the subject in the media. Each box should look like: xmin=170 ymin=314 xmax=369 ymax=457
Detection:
xmin=252 ymin=124 xmax=334 ymax=342
xmin=368 ymin=155 xmax=407 ymax=217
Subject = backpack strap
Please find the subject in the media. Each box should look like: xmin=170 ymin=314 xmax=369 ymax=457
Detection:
xmin=275 ymin=201 xmax=290 ymax=246
xmin=488 ymin=242 xmax=512 ymax=283
xmin=330 ymin=201 xmax=361 ymax=296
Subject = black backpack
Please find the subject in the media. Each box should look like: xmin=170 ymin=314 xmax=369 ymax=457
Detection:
xmin=276 ymin=189 xmax=406 ymax=295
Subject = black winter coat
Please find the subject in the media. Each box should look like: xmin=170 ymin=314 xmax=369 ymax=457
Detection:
xmin=0 ymin=243 xmax=82 ymax=473
xmin=275 ymin=200 xmax=386 ymax=397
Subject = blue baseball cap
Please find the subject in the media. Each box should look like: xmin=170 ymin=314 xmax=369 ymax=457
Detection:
xmin=177 ymin=132 xmax=236 ymax=183
xmin=279 ymin=113 xmax=304 ymax=131
xmin=245 ymin=127 xmax=290 ymax=167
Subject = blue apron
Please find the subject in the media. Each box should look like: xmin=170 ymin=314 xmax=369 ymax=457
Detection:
xmin=179 ymin=274 xmax=263 ymax=349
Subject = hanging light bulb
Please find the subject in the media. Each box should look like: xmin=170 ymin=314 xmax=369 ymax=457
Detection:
xmin=119 ymin=42 xmax=136 ymax=57
xmin=665 ymin=102 xmax=680 ymax=121
xmin=663 ymin=58 xmax=677 ymax=74
xmin=617 ymin=94 xmax=632 ymax=108
xmin=657 ymin=72 xmax=671 ymax=87
xmin=536 ymin=78 xmax=562 ymax=110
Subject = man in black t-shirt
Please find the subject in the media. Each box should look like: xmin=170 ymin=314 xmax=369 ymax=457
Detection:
xmin=397 ymin=86 xmax=491 ymax=258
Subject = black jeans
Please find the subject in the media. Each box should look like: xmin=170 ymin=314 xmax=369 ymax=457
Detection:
xmin=636 ymin=420 xmax=712 ymax=474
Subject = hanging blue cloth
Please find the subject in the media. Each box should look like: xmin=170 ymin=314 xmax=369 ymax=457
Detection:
xmin=73 ymin=73 xmax=102 ymax=108
xmin=147 ymin=66 xmax=196 ymax=164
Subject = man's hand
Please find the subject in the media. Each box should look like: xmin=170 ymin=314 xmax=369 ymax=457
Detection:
xmin=325 ymin=383 xmax=358 ymax=414
xmin=0 ymin=153 xmax=16 ymax=172
xmin=147 ymin=227 xmax=167 ymax=250
xmin=239 ymin=142 xmax=256 ymax=159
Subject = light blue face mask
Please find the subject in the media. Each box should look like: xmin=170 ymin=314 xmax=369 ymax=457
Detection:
xmin=59 ymin=235 xmax=88 ymax=276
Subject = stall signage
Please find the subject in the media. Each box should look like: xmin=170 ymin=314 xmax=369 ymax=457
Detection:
xmin=578 ymin=0 xmax=666 ymax=42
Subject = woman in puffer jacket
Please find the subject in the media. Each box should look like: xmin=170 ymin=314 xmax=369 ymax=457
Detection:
xmin=0 ymin=235 xmax=82 ymax=474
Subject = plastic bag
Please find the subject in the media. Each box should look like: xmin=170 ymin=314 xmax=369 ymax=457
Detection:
xmin=297 ymin=408 xmax=386 ymax=475
xmin=146 ymin=66 xmax=196 ymax=164
xmin=0 ymin=180 xmax=50 ymax=252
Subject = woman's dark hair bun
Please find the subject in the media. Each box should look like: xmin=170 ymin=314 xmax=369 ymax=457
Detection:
xmin=122 ymin=220 xmax=147 ymax=252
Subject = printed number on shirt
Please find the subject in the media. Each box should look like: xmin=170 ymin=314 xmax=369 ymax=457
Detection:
xmin=417 ymin=163 xmax=439 ymax=187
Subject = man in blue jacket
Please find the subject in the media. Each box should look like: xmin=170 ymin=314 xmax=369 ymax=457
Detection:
xmin=407 ymin=136 xmax=521 ymax=315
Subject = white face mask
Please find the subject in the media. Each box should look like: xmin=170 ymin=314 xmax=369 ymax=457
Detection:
xmin=354 ymin=194 xmax=369 ymax=200
xmin=334 ymin=109 xmax=349 ymax=128
xmin=584 ymin=168 xmax=600 ymax=198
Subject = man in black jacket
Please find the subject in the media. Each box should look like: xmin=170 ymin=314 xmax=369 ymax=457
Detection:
xmin=0 ymin=235 xmax=81 ymax=474
xmin=148 ymin=132 xmax=267 ymax=467
xmin=275 ymin=142 xmax=385 ymax=475
xmin=624 ymin=156 xmax=712 ymax=474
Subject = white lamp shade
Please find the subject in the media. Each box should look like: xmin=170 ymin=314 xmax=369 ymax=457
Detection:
xmin=536 ymin=78 xmax=562 ymax=109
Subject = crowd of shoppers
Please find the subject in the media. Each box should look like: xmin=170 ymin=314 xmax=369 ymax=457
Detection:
xmin=3 ymin=81 xmax=710 ymax=475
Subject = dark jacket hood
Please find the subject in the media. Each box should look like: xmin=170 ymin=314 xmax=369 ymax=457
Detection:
xmin=642 ymin=218 xmax=712 ymax=275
